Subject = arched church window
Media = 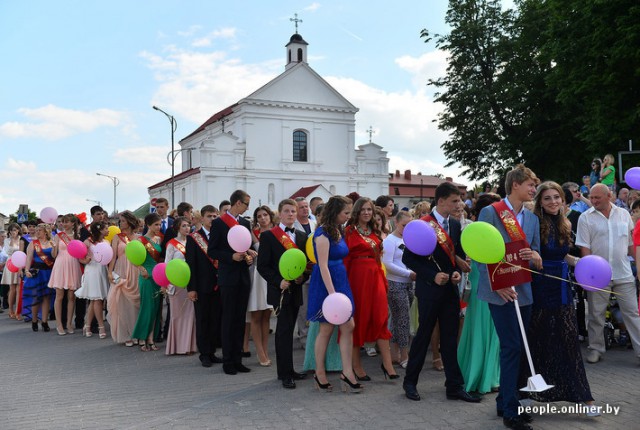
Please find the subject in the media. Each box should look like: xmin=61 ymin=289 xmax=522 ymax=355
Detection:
xmin=297 ymin=48 xmax=303 ymax=62
xmin=288 ymin=49 xmax=292 ymax=63
xmin=293 ymin=130 xmax=307 ymax=162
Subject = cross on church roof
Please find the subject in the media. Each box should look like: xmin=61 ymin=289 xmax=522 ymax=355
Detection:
xmin=290 ymin=13 xmax=303 ymax=34
xmin=367 ymin=126 xmax=375 ymax=143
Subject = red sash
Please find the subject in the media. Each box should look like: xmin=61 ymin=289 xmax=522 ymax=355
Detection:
xmin=420 ymin=215 xmax=456 ymax=266
xmin=168 ymin=238 xmax=186 ymax=256
xmin=139 ymin=236 xmax=161 ymax=263
xmin=488 ymin=200 xmax=532 ymax=290
xmin=117 ymin=232 xmax=131 ymax=244
xmin=33 ymin=240 xmax=54 ymax=268
xmin=221 ymin=213 xmax=239 ymax=229
xmin=189 ymin=231 xmax=217 ymax=268
xmin=270 ymin=226 xmax=299 ymax=250
xmin=57 ymin=232 xmax=71 ymax=245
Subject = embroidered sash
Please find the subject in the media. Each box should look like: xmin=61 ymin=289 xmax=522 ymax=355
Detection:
xmin=168 ymin=238 xmax=186 ymax=256
xmin=189 ymin=231 xmax=217 ymax=268
xmin=33 ymin=239 xmax=54 ymax=268
xmin=57 ymin=232 xmax=71 ymax=245
xmin=117 ymin=232 xmax=131 ymax=244
xmin=139 ymin=236 xmax=161 ymax=263
xmin=420 ymin=215 xmax=456 ymax=266
xmin=221 ymin=213 xmax=239 ymax=229
xmin=270 ymin=226 xmax=298 ymax=250
xmin=492 ymin=200 xmax=527 ymax=242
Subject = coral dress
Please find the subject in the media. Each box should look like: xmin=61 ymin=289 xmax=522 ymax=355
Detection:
xmin=343 ymin=225 xmax=391 ymax=347
xmin=107 ymin=234 xmax=141 ymax=344
xmin=48 ymin=234 xmax=82 ymax=290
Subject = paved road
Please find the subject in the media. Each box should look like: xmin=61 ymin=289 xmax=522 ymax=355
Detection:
xmin=1 ymin=315 xmax=637 ymax=430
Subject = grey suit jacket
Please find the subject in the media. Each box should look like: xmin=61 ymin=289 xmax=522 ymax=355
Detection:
xmin=476 ymin=201 xmax=540 ymax=306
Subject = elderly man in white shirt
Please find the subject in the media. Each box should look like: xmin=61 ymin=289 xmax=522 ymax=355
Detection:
xmin=576 ymin=183 xmax=640 ymax=364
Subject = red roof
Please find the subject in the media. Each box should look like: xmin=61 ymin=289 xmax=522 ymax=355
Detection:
xmin=289 ymin=185 xmax=321 ymax=199
xmin=148 ymin=167 xmax=201 ymax=190
xmin=181 ymin=104 xmax=238 ymax=141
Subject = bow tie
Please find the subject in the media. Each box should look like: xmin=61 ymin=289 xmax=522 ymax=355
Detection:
xmin=285 ymin=227 xmax=295 ymax=233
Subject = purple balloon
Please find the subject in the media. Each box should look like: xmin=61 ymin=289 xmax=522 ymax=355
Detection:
xmin=322 ymin=292 xmax=353 ymax=325
xmin=624 ymin=167 xmax=640 ymax=190
xmin=575 ymin=255 xmax=612 ymax=291
xmin=403 ymin=220 xmax=437 ymax=256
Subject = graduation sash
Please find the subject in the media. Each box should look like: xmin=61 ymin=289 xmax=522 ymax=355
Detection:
xmin=117 ymin=232 xmax=131 ymax=244
xmin=168 ymin=238 xmax=186 ymax=256
xmin=57 ymin=232 xmax=71 ymax=245
xmin=139 ymin=236 xmax=161 ymax=263
xmin=221 ymin=213 xmax=239 ymax=229
xmin=420 ymin=215 xmax=456 ymax=266
xmin=189 ymin=231 xmax=217 ymax=268
xmin=33 ymin=239 xmax=54 ymax=268
xmin=270 ymin=226 xmax=299 ymax=251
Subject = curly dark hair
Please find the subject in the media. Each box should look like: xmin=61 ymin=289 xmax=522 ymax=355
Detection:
xmin=319 ymin=196 xmax=352 ymax=243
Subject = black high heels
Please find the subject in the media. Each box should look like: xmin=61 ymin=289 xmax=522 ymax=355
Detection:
xmin=32 ymin=321 xmax=39 ymax=332
xmin=340 ymin=373 xmax=363 ymax=393
xmin=42 ymin=322 xmax=50 ymax=332
xmin=353 ymin=369 xmax=371 ymax=382
xmin=381 ymin=363 xmax=399 ymax=380
xmin=313 ymin=375 xmax=333 ymax=392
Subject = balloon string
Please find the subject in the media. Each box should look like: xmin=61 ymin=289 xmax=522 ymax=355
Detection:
xmin=497 ymin=260 xmax=627 ymax=299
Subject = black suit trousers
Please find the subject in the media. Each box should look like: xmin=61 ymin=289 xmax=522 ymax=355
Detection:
xmin=194 ymin=291 xmax=221 ymax=356
xmin=220 ymin=281 xmax=251 ymax=364
xmin=275 ymin=297 xmax=300 ymax=380
xmin=404 ymin=282 xmax=464 ymax=391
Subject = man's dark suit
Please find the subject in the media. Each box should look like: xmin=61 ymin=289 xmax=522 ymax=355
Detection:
xmin=257 ymin=228 xmax=308 ymax=380
xmin=185 ymin=228 xmax=221 ymax=362
xmin=402 ymin=213 xmax=466 ymax=394
xmin=208 ymin=216 xmax=252 ymax=366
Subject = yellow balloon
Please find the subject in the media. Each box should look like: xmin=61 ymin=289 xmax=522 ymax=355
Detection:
xmin=306 ymin=234 xmax=316 ymax=264
xmin=105 ymin=225 xmax=121 ymax=243
xmin=381 ymin=263 xmax=387 ymax=277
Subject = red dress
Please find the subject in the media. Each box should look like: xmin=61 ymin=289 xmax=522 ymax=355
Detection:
xmin=344 ymin=225 xmax=392 ymax=347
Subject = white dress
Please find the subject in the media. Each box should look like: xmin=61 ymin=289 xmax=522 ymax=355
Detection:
xmin=75 ymin=244 xmax=109 ymax=300
xmin=246 ymin=240 xmax=272 ymax=313
xmin=1 ymin=238 xmax=20 ymax=284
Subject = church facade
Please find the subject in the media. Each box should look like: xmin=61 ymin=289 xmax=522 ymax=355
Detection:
xmin=149 ymin=33 xmax=389 ymax=211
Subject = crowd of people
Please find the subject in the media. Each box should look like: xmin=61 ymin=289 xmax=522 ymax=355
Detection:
xmin=1 ymin=160 xmax=640 ymax=430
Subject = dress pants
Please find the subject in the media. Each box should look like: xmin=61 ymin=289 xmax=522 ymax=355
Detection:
xmin=276 ymin=299 xmax=300 ymax=380
xmin=295 ymin=281 xmax=310 ymax=346
xmin=194 ymin=291 xmax=222 ymax=357
xmin=220 ymin=281 xmax=251 ymax=364
xmin=404 ymin=283 xmax=464 ymax=391
xmin=489 ymin=302 xmax=531 ymax=419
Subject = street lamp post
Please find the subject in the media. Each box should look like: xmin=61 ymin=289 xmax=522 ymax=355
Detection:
xmin=86 ymin=198 xmax=102 ymax=207
xmin=96 ymin=173 xmax=119 ymax=216
xmin=153 ymin=106 xmax=177 ymax=209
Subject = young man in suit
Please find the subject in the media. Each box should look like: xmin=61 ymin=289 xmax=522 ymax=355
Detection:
xmin=186 ymin=205 xmax=222 ymax=368
xmin=257 ymin=199 xmax=309 ymax=389
xmin=208 ymin=190 xmax=257 ymax=375
xmin=477 ymin=164 xmax=541 ymax=430
xmin=402 ymin=181 xmax=479 ymax=404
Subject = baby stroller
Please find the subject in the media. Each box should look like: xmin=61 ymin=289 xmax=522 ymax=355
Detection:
xmin=604 ymin=295 xmax=630 ymax=349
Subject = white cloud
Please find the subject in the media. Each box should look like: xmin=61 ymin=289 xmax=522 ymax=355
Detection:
xmin=191 ymin=27 xmax=237 ymax=48
xmin=304 ymin=3 xmax=321 ymax=12
xmin=177 ymin=25 xmax=203 ymax=37
xmin=114 ymin=146 xmax=174 ymax=165
xmin=395 ymin=50 xmax=448 ymax=89
xmin=0 ymin=105 xmax=129 ymax=140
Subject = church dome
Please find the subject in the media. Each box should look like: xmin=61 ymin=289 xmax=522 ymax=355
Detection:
xmin=288 ymin=33 xmax=308 ymax=45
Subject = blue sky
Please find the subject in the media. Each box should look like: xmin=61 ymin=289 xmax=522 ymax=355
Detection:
xmin=1 ymin=0 xmax=480 ymax=216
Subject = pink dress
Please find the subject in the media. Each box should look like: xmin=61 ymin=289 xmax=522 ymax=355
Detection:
xmin=48 ymin=237 xmax=82 ymax=290
xmin=165 ymin=240 xmax=197 ymax=355
xmin=106 ymin=235 xmax=141 ymax=344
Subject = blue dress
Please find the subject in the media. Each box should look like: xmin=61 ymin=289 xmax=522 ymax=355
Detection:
xmin=306 ymin=227 xmax=354 ymax=323
xmin=529 ymin=222 xmax=593 ymax=402
xmin=22 ymin=245 xmax=54 ymax=320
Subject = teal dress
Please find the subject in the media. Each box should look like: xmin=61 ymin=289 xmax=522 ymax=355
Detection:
xmin=303 ymin=322 xmax=343 ymax=372
xmin=457 ymin=261 xmax=500 ymax=393
xmin=131 ymin=241 xmax=161 ymax=341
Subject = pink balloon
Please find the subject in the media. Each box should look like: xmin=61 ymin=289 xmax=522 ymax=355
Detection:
xmin=67 ymin=240 xmax=88 ymax=259
xmin=6 ymin=259 xmax=19 ymax=273
xmin=322 ymin=292 xmax=353 ymax=325
xmin=40 ymin=207 xmax=59 ymax=224
xmin=152 ymin=263 xmax=170 ymax=287
xmin=227 ymin=225 xmax=252 ymax=252
xmin=93 ymin=242 xmax=114 ymax=266
xmin=11 ymin=251 xmax=27 ymax=268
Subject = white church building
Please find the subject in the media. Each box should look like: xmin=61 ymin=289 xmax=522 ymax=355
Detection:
xmin=148 ymin=32 xmax=389 ymax=211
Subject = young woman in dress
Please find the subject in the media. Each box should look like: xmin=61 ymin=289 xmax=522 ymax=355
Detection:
xmin=2 ymin=223 xmax=22 ymax=319
xmin=49 ymin=214 xmax=83 ymax=335
xmin=248 ymin=205 xmax=275 ymax=366
xmin=75 ymin=221 xmax=110 ymax=339
xmin=165 ymin=217 xmax=197 ymax=355
xmin=131 ymin=213 xmax=163 ymax=351
xmin=19 ymin=220 xmax=37 ymax=321
xmin=307 ymin=196 xmax=362 ymax=393
xmin=23 ymin=224 xmax=55 ymax=332
xmin=106 ymin=210 xmax=141 ymax=346
xmin=344 ymin=197 xmax=397 ymax=381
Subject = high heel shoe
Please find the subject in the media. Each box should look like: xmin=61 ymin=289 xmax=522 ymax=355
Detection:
xmin=56 ymin=326 xmax=66 ymax=336
xmin=313 ymin=375 xmax=333 ymax=392
xmin=340 ymin=373 xmax=363 ymax=393
xmin=32 ymin=320 xmax=39 ymax=332
xmin=353 ymin=369 xmax=371 ymax=382
xmin=42 ymin=322 xmax=50 ymax=332
xmin=98 ymin=326 xmax=107 ymax=339
xmin=380 ymin=363 xmax=399 ymax=380
xmin=83 ymin=325 xmax=92 ymax=338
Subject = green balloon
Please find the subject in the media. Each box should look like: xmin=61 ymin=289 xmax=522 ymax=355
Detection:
xmin=279 ymin=248 xmax=307 ymax=281
xmin=125 ymin=241 xmax=146 ymax=266
xmin=461 ymin=221 xmax=506 ymax=264
xmin=166 ymin=259 xmax=191 ymax=288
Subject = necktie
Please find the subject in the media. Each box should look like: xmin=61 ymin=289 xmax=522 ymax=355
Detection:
xmin=161 ymin=219 xmax=167 ymax=233
xmin=285 ymin=227 xmax=295 ymax=233
xmin=442 ymin=217 xmax=449 ymax=234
